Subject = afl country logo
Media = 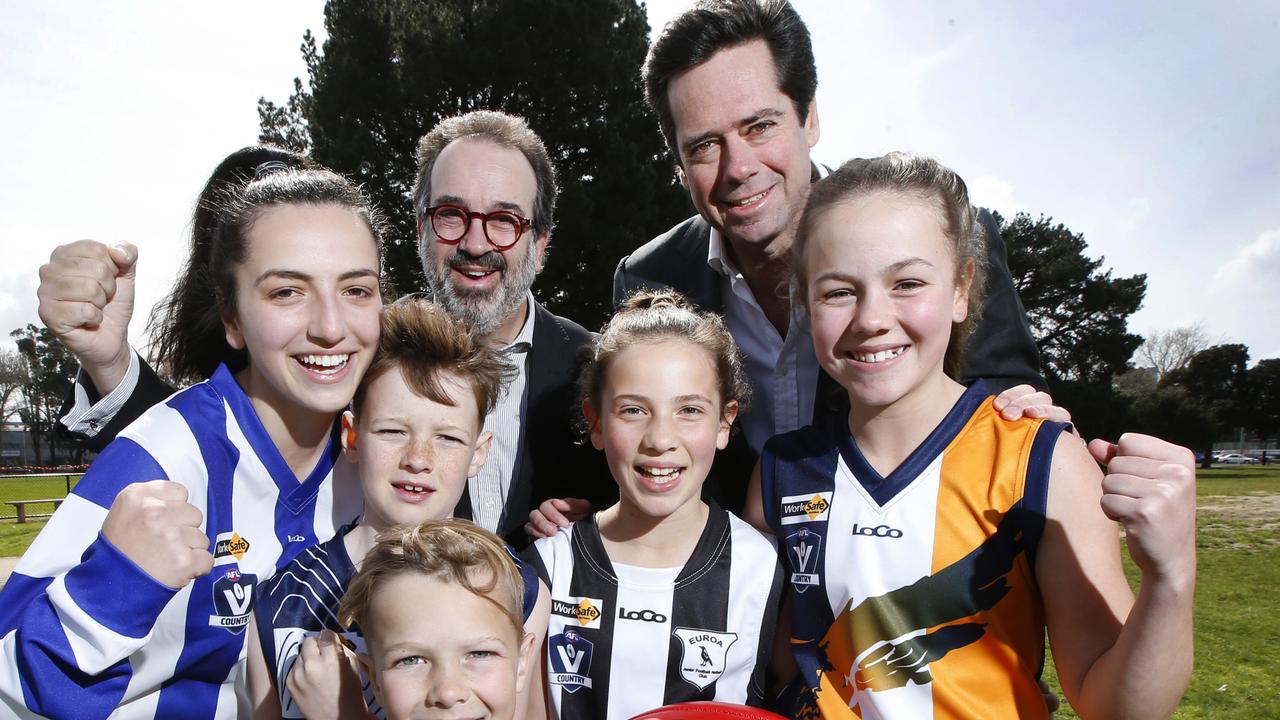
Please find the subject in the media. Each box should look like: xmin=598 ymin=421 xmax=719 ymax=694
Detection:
xmin=213 ymin=531 xmax=251 ymax=565
xmin=785 ymin=527 xmax=822 ymax=593
xmin=551 ymin=596 xmax=604 ymax=629
xmin=672 ymin=627 xmax=738 ymax=690
xmin=549 ymin=629 xmax=594 ymax=693
xmin=208 ymin=568 xmax=256 ymax=634
xmin=779 ymin=491 xmax=833 ymax=525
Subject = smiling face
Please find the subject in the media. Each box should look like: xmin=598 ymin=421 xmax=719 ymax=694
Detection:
xmin=223 ymin=202 xmax=382 ymax=422
xmin=666 ymin=39 xmax=819 ymax=258
xmin=364 ymin=571 xmax=534 ymax=720
xmin=805 ymin=191 xmax=972 ymax=411
xmin=418 ymin=139 xmax=548 ymax=339
xmin=586 ymin=339 xmax=736 ymax=523
xmin=344 ymin=367 xmax=491 ymax=530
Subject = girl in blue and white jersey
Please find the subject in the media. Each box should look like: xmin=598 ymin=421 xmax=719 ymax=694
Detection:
xmin=0 ymin=147 xmax=384 ymax=719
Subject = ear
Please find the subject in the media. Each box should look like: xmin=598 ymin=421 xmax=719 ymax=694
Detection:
xmin=514 ymin=630 xmax=538 ymax=695
xmin=416 ymin=216 xmax=425 ymax=243
xmin=582 ymin=399 xmax=605 ymax=451
xmin=357 ymin=652 xmax=384 ymax=708
xmin=675 ymin=164 xmax=688 ymax=189
xmin=220 ymin=299 xmax=245 ymax=350
xmin=468 ymin=430 xmax=493 ymax=478
xmin=804 ymin=99 xmax=821 ymax=148
xmin=532 ymin=230 xmax=551 ymax=272
xmin=953 ymin=259 xmax=976 ymax=323
xmin=717 ymin=400 xmax=739 ymax=450
xmin=341 ymin=410 xmax=358 ymax=455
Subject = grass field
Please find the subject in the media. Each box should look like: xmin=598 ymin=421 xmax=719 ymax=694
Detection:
xmin=1 ymin=467 xmax=1276 ymax=715
xmin=1042 ymin=466 xmax=1280 ymax=718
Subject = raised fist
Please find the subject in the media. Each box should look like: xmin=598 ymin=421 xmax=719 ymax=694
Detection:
xmin=101 ymin=480 xmax=213 ymax=589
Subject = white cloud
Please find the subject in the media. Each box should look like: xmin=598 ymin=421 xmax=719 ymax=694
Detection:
xmin=1212 ymin=229 xmax=1280 ymax=293
xmin=968 ymin=175 xmax=1024 ymax=217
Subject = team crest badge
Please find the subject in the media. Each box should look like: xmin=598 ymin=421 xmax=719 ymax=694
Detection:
xmin=549 ymin=629 xmax=595 ymax=693
xmin=208 ymin=568 xmax=256 ymax=634
xmin=672 ymin=627 xmax=738 ymax=690
xmin=786 ymin=527 xmax=822 ymax=593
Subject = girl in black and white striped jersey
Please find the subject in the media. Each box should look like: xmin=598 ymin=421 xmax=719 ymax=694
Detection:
xmin=523 ymin=290 xmax=784 ymax=720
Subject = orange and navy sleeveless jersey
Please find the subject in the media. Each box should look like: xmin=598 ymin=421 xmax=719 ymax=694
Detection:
xmin=760 ymin=382 xmax=1068 ymax=719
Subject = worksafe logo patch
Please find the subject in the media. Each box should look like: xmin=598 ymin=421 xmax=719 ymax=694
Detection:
xmin=780 ymin=492 xmax=833 ymax=525
xmin=213 ymin=531 xmax=251 ymax=565
xmin=551 ymin=596 xmax=604 ymax=629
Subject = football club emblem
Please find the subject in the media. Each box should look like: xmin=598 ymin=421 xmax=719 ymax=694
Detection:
xmin=672 ymin=627 xmax=738 ymax=690
xmin=549 ymin=629 xmax=595 ymax=693
xmin=779 ymin=492 xmax=833 ymax=525
xmin=786 ymin=526 xmax=822 ymax=593
xmin=208 ymin=568 xmax=256 ymax=634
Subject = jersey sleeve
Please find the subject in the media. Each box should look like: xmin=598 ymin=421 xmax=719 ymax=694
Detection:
xmin=0 ymin=435 xmax=180 ymax=718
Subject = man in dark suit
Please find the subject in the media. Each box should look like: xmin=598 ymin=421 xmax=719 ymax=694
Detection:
xmin=613 ymin=0 xmax=1047 ymax=510
xmin=39 ymin=111 xmax=603 ymax=546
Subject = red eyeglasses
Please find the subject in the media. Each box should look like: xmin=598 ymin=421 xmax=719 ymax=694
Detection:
xmin=423 ymin=204 xmax=533 ymax=250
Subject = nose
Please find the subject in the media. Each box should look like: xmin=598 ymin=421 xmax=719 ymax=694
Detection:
xmin=457 ymin=214 xmax=493 ymax=256
xmin=640 ymin=413 xmax=677 ymax=455
xmin=848 ymin=288 xmax=891 ymax=336
xmin=426 ymin=660 xmax=467 ymax=708
xmin=402 ymin=437 xmax=434 ymax=473
xmin=307 ymin=292 xmax=345 ymax=345
xmin=720 ymin=134 xmax=760 ymax=186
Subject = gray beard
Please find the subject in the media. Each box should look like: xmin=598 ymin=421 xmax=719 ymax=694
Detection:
xmin=420 ymin=242 xmax=539 ymax=337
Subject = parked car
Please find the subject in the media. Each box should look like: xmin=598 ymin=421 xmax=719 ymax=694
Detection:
xmin=1218 ymin=453 xmax=1259 ymax=465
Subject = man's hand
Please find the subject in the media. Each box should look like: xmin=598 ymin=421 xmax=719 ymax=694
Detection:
xmin=286 ymin=629 xmax=371 ymax=720
xmin=101 ymin=480 xmax=212 ymax=589
xmin=992 ymin=384 xmax=1072 ymax=424
xmin=1087 ymin=434 xmax=1197 ymax=584
xmin=525 ymin=497 xmax=591 ymax=539
xmin=36 ymin=240 xmax=138 ymax=395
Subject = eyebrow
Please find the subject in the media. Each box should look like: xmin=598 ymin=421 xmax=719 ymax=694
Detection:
xmin=612 ymin=393 xmax=714 ymax=405
xmin=681 ymin=107 xmax=787 ymax=154
xmin=811 ymin=258 xmax=936 ymax=285
xmin=254 ymin=268 xmax=380 ymax=286
xmin=432 ymin=194 xmax=529 ymax=216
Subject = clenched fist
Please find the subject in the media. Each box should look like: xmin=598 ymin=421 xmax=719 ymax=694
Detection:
xmin=101 ymin=480 xmax=213 ymax=589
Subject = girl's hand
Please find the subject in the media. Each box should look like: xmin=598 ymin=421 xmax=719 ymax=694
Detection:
xmin=101 ymin=480 xmax=212 ymax=589
xmin=525 ymin=497 xmax=592 ymax=539
xmin=285 ymin=630 xmax=370 ymax=720
xmin=992 ymin=384 xmax=1072 ymax=424
xmin=1087 ymin=434 xmax=1197 ymax=585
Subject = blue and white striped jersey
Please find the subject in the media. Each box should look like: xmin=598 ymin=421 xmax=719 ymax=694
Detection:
xmin=255 ymin=523 xmax=541 ymax=719
xmin=0 ymin=364 xmax=362 ymax=719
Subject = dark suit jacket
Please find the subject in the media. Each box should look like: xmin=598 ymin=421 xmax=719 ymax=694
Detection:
xmin=613 ymin=211 xmax=1046 ymax=512
xmin=59 ymin=300 xmax=607 ymax=548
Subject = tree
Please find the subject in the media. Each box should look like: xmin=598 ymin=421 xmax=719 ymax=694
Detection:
xmin=0 ymin=348 xmax=26 ymax=424
xmin=1245 ymin=358 xmax=1280 ymax=442
xmin=1162 ymin=343 xmax=1251 ymax=465
xmin=258 ymin=0 xmax=690 ymax=331
xmin=999 ymin=212 xmax=1147 ymax=437
xmin=1136 ymin=323 xmax=1212 ymax=381
xmin=11 ymin=325 xmax=80 ymax=465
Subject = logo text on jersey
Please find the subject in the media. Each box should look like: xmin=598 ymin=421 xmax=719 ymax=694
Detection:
xmin=551 ymin=596 xmax=604 ymax=629
xmin=208 ymin=569 xmax=256 ymax=634
xmin=851 ymin=523 xmax=904 ymax=539
xmin=213 ymin=531 xmax=251 ymax=565
xmin=672 ymin=627 xmax=738 ymax=690
xmin=619 ymin=607 xmax=667 ymax=623
xmin=548 ymin=629 xmax=594 ymax=693
xmin=780 ymin=492 xmax=833 ymax=525
xmin=786 ymin=527 xmax=823 ymax=594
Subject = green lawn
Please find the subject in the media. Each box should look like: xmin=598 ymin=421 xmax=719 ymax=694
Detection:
xmin=1043 ymin=466 xmax=1280 ymax=718
xmin=0 ymin=521 xmax=48 ymax=556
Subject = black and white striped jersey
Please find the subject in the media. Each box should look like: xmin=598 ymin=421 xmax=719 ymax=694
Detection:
xmin=525 ymin=501 xmax=783 ymax=719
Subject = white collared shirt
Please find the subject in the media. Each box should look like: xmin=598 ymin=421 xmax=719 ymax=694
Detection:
xmin=467 ymin=291 xmax=535 ymax=532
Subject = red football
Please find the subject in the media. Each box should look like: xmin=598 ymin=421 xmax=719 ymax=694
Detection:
xmin=628 ymin=701 xmax=787 ymax=719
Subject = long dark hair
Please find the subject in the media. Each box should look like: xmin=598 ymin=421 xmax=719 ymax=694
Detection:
xmin=148 ymin=146 xmax=385 ymax=383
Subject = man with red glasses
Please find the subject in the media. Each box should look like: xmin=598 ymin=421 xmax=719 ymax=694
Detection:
xmin=35 ymin=110 xmax=604 ymax=546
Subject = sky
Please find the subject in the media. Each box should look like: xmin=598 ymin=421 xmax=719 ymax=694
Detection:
xmin=2 ymin=1 xmax=1277 ymax=365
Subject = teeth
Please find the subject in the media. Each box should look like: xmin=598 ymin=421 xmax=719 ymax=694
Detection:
xmin=398 ymin=484 xmax=427 ymax=494
xmin=731 ymin=191 xmax=767 ymax=207
xmin=299 ymin=354 xmax=350 ymax=371
xmin=852 ymin=347 xmax=906 ymax=363
xmin=637 ymin=466 xmax=680 ymax=483
xmin=461 ymin=270 xmax=492 ymax=278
